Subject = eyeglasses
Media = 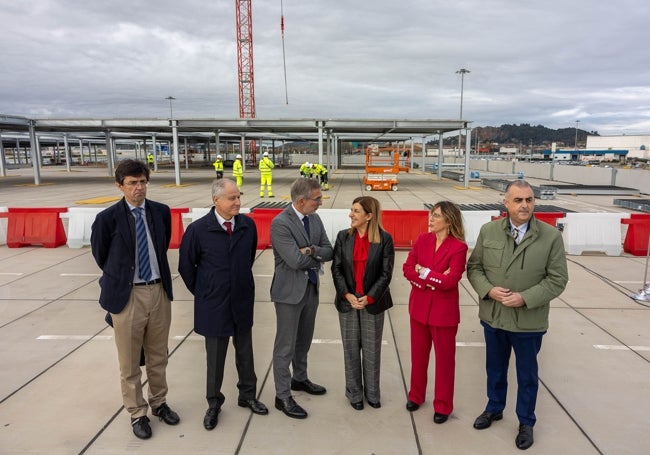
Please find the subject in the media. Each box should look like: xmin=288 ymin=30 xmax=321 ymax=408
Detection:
xmin=430 ymin=212 xmax=444 ymax=219
xmin=123 ymin=179 xmax=149 ymax=188
xmin=306 ymin=196 xmax=323 ymax=203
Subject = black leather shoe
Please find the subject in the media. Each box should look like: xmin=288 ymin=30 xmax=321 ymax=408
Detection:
xmin=350 ymin=401 xmax=364 ymax=410
xmin=406 ymin=400 xmax=420 ymax=412
xmin=473 ymin=411 xmax=503 ymax=429
xmin=152 ymin=403 xmax=180 ymax=425
xmin=291 ymin=379 xmax=326 ymax=395
xmin=203 ymin=407 xmax=220 ymax=430
xmin=275 ymin=396 xmax=308 ymax=419
xmin=367 ymin=400 xmax=381 ymax=409
xmin=238 ymin=398 xmax=269 ymax=415
xmin=131 ymin=416 xmax=152 ymax=439
xmin=433 ymin=413 xmax=449 ymax=424
xmin=515 ymin=424 xmax=534 ymax=450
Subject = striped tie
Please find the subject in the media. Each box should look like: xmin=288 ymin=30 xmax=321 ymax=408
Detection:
xmin=133 ymin=207 xmax=152 ymax=281
xmin=512 ymin=227 xmax=520 ymax=244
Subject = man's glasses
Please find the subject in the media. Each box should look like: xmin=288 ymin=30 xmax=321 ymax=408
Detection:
xmin=123 ymin=179 xmax=149 ymax=188
xmin=306 ymin=196 xmax=323 ymax=203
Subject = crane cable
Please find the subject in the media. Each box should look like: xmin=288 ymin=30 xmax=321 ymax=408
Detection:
xmin=280 ymin=0 xmax=289 ymax=104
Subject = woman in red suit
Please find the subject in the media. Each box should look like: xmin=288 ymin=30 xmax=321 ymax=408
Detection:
xmin=402 ymin=201 xmax=467 ymax=424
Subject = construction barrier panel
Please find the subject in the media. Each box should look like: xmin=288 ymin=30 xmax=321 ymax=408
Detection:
xmin=59 ymin=207 xmax=103 ymax=248
xmin=169 ymin=208 xmax=190 ymax=249
xmin=4 ymin=207 xmax=68 ymax=248
xmin=462 ymin=210 xmax=501 ymax=248
xmin=0 ymin=207 xmax=7 ymax=246
xmin=382 ymin=210 xmax=429 ymax=249
xmin=246 ymin=210 xmax=278 ymax=249
xmin=317 ymin=209 xmax=350 ymax=245
xmin=560 ymin=212 xmax=629 ymax=256
xmin=622 ymin=214 xmax=650 ymax=256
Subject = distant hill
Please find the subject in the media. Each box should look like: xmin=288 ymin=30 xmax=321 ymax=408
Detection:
xmin=443 ymin=123 xmax=599 ymax=148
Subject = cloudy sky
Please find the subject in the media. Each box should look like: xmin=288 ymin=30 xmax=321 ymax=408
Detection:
xmin=2 ymin=0 xmax=649 ymax=135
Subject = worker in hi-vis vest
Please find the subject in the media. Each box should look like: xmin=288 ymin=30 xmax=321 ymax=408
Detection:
xmin=232 ymin=154 xmax=244 ymax=193
xmin=213 ymin=155 xmax=224 ymax=179
xmin=312 ymin=163 xmax=329 ymax=190
xmin=258 ymin=151 xmax=275 ymax=197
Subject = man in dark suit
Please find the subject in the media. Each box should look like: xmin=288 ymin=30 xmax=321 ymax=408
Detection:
xmin=178 ymin=178 xmax=268 ymax=431
xmin=270 ymin=178 xmax=333 ymax=419
xmin=91 ymin=159 xmax=179 ymax=440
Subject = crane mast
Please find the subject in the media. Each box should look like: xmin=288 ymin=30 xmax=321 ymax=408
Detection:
xmin=235 ymin=0 xmax=256 ymax=119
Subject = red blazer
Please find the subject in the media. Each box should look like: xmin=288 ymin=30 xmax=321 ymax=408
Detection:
xmin=403 ymin=233 xmax=468 ymax=326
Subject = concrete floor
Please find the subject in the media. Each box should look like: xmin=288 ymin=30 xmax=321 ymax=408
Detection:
xmin=0 ymin=166 xmax=649 ymax=454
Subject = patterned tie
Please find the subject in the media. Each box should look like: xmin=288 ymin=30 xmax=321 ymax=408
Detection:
xmin=133 ymin=207 xmax=152 ymax=281
xmin=224 ymin=221 xmax=232 ymax=235
xmin=512 ymin=227 xmax=520 ymax=244
xmin=302 ymin=216 xmax=317 ymax=284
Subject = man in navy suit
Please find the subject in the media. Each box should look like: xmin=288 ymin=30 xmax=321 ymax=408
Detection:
xmin=270 ymin=178 xmax=333 ymax=419
xmin=91 ymin=159 xmax=179 ymax=440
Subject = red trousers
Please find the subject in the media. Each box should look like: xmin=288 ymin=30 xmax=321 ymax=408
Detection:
xmin=408 ymin=319 xmax=458 ymax=415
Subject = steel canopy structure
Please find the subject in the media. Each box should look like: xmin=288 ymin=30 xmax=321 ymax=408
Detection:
xmin=0 ymin=115 xmax=470 ymax=185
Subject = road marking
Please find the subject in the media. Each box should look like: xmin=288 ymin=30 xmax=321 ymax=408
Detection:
xmin=37 ymin=335 xmax=113 ymax=341
xmin=59 ymin=273 xmax=101 ymax=277
xmin=457 ymin=342 xmax=486 ymax=347
xmin=0 ymin=272 xmax=24 ymax=276
xmin=593 ymin=345 xmax=650 ymax=351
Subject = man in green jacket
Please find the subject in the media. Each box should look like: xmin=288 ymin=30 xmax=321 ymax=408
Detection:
xmin=232 ymin=154 xmax=244 ymax=194
xmin=258 ymin=151 xmax=275 ymax=197
xmin=467 ymin=180 xmax=568 ymax=451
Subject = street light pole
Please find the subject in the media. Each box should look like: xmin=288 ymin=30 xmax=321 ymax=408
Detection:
xmin=574 ymin=119 xmax=580 ymax=150
xmin=165 ymin=96 xmax=176 ymax=119
xmin=456 ymin=68 xmax=470 ymax=155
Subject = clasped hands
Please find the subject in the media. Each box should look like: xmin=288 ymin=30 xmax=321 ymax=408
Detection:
xmin=346 ymin=293 xmax=368 ymax=310
xmin=489 ymin=286 xmax=525 ymax=307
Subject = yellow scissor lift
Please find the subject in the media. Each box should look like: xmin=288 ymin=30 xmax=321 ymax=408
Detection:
xmin=363 ymin=145 xmax=411 ymax=191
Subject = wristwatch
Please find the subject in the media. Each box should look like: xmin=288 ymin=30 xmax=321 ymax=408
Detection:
xmin=304 ymin=246 xmax=314 ymax=256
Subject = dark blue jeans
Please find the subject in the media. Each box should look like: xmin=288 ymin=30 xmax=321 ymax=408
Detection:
xmin=482 ymin=320 xmax=545 ymax=426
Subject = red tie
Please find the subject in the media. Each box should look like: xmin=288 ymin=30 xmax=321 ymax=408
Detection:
xmin=224 ymin=221 xmax=232 ymax=235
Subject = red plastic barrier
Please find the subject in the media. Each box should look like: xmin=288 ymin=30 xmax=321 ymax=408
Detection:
xmin=382 ymin=210 xmax=429 ymax=249
xmin=169 ymin=207 xmax=190 ymax=249
xmin=246 ymin=210 xmax=279 ymax=249
xmin=4 ymin=207 xmax=68 ymax=248
xmin=622 ymin=214 xmax=650 ymax=256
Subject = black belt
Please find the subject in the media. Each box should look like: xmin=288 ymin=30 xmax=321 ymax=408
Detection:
xmin=134 ymin=278 xmax=162 ymax=286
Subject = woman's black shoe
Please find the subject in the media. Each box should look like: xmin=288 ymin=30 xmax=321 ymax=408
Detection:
xmin=433 ymin=413 xmax=448 ymax=424
xmin=406 ymin=400 xmax=420 ymax=412
xmin=350 ymin=401 xmax=364 ymax=410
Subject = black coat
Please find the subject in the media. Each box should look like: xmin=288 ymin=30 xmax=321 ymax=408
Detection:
xmin=91 ymin=197 xmax=173 ymax=313
xmin=178 ymin=208 xmax=257 ymax=337
xmin=331 ymin=228 xmax=395 ymax=315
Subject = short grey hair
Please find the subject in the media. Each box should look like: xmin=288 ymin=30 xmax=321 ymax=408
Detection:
xmin=212 ymin=178 xmax=237 ymax=198
xmin=290 ymin=178 xmax=320 ymax=202
xmin=504 ymin=179 xmax=533 ymax=197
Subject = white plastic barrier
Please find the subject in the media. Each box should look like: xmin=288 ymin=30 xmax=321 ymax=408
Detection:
xmin=0 ymin=206 xmax=7 ymax=246
xmin=184 ymin=207 xmax=250 ymax=225
xmin=462 ymin=210 xmax=501 ymax=248
xmin=560 ymin=212 xmax=630 ymax=256
xmin=60 ymin=207 xmax=104 ymax=248
xmin=317 ymin=209 xmax=351 ymax=244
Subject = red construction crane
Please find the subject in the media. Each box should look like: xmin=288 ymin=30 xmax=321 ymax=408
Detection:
xmin=235 ymin=0 xmax=256 ymax=119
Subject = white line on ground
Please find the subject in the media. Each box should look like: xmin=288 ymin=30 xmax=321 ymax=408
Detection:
xmin=593 ymin=344 xmax=650 ymax=351
xmin=37 ymin=335 xmax=113 ymax=340
xmin=0 ymin=272 xmax=24 ymax=276
xmin=59 ymin=273 xmax=101 ymax=277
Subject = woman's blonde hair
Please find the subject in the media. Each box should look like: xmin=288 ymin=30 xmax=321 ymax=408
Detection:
xmin=431 ymin=200 xmax=465 ymax=241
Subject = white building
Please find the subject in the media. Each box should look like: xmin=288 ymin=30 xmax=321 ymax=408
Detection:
xmin=586 ymin=134 xmax=650 ymax=160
